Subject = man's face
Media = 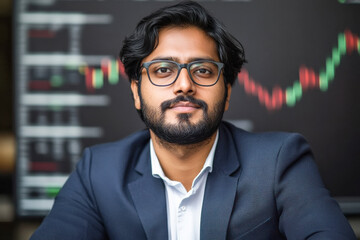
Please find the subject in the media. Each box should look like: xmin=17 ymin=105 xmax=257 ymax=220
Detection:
xmin=131 ymin=26 xmax=232 ymax=145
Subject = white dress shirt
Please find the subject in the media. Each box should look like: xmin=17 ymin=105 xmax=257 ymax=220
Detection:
xmin=150 ymin=132 xmax=218 ymax=240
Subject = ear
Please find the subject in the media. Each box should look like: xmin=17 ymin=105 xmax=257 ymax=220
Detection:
xmin=224 ymin=83 xmax=232 ymax=111
xmin=130 ymin=80 xmax=141 ymax=110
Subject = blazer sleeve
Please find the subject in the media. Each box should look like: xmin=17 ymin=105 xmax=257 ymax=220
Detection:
xmin=274 ymin=134 xmax=356 ymax=239
xmin=30 ymin=148 xmax=108 ymax=240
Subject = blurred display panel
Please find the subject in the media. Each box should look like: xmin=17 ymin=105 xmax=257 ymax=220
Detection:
xmin=14 ymin=0 xmax=360 ymax=217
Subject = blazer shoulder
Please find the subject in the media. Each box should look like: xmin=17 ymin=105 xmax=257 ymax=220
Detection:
xmin=221 ymin=121 xmax=311 ymax=167
xmin=222 ymin=121 xmax=308 ymax=148
xmin=76 ymin=129 xmax=150 ymax=176
xmin=88 ymin=128 xmax=150 ymax=157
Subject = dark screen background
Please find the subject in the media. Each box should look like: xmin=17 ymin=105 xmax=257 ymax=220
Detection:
xmin=14 ymin=0 xmax=360 ymax=216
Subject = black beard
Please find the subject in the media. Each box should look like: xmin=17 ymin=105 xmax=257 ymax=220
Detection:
xmin=140 ymin=94 xmax=226 ymax=145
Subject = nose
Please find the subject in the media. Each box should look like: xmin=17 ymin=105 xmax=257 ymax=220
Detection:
xmin=172 ymin=67 xmax=196 ymax=95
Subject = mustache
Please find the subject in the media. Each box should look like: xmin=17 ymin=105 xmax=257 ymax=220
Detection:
xmin=161 ymin=95 xmax=208 ymax=113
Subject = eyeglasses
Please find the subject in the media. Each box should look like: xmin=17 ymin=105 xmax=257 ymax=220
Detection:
xmin=140 ymin=60 xmax=224 ymax=87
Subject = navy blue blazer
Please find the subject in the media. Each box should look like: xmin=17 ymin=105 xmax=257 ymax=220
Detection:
xmin=31 ymin=122 xmax=356 ymax=240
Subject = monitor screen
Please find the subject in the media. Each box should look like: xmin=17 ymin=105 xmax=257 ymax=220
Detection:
xmin=14 ymin=0 xmax=360 ymax=216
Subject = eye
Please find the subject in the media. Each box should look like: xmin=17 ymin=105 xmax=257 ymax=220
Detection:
xmin=191 ymin=64 xmax=214 ymax=78
xmin=150 ymin=62 xmax=176 ymax=74
xmin=155 ymin=67 xmax=172 ymax=74
xmin=195 ymin=68 xmax=212 ymax=75
xmin=149 ymin=62 xmax=177 ymax=80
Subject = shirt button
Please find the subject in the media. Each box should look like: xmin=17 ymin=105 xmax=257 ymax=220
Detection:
xmin=179 ymin=206 xmax=186 ymax=212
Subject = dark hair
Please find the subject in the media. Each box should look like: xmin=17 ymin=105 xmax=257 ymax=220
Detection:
xmin=119 ymin=1 xmax=246 ymax=86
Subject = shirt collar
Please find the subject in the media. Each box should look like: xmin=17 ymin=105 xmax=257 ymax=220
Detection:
xmin=150 ymin=130 xmax=219 ymax=180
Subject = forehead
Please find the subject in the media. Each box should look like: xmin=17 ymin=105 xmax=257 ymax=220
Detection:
xmin=143 ymin=25 xmax=220 ymax=63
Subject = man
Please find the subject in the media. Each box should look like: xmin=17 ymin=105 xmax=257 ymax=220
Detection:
xmin=31 ymin=1 xmax=356 ymax=239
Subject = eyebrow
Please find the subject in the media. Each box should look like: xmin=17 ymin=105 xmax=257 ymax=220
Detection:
xmin=150 ymin=56 xmax=218 ymax=63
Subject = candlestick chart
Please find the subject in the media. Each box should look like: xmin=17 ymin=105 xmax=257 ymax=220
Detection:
xmin=238 ymin=30 xmax=359 ymax=111
xmin=82 ymin=58 xmax=127 ymax=91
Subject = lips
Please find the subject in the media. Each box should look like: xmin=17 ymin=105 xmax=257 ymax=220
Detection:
xmin=170 ymin=101 xmax=200 ymax=109
xmin=161 ymin=95 xmax=208 ymax=113
xmin=168 ymin=101 xmax=201 ymax=113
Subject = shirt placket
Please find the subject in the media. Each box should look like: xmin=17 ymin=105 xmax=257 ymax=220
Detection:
xmin=176 ymin=187 xmax=197 ymax=240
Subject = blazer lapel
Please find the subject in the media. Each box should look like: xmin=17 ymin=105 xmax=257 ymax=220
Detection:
xmin=200 ymin=123 xmax=241 ymax=240
xmin=128 ymin=143 xmax=168 ymax=240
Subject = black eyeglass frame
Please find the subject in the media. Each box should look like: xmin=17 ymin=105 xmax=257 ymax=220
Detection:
xmin=140 ymin=59 xmax=224 ymax=87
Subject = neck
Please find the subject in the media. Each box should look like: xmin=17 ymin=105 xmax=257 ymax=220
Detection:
xmin=150 ymin=130 xmax=217 ymax=191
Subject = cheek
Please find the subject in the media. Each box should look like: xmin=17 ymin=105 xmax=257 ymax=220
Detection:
xmin=140 ymin=83 xmax=170 ymax=107
xmin=204 ymin=86 xmax=226 ymax=108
